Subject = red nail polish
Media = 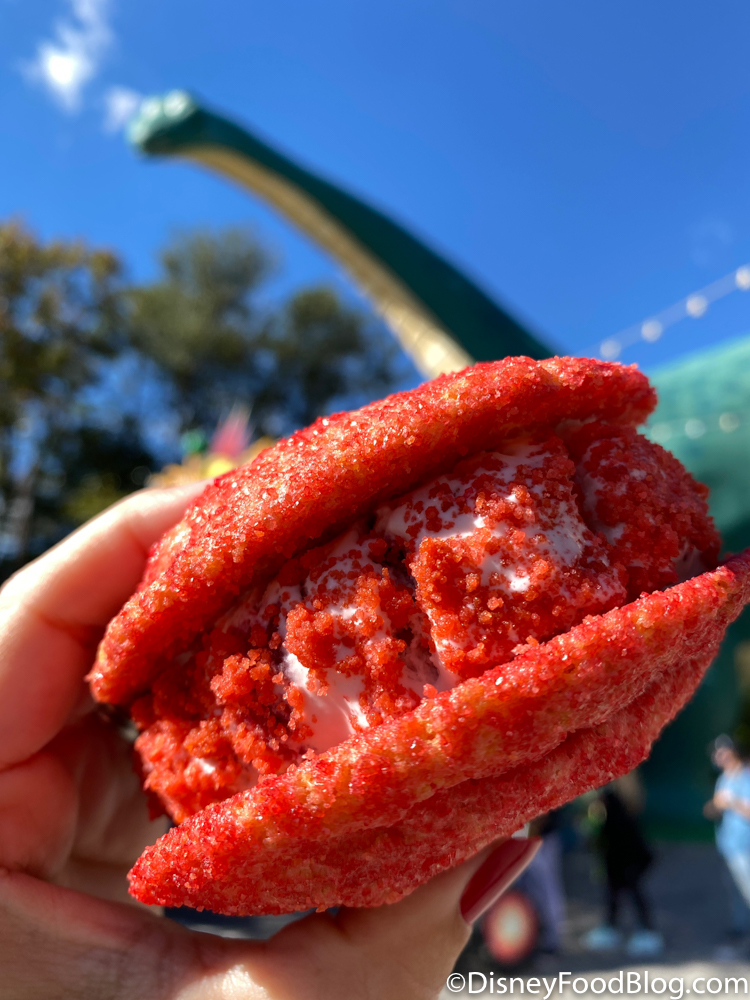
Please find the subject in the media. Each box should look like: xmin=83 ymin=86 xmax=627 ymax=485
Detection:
xmin=460 ymin=837 xmax=542 ymax=925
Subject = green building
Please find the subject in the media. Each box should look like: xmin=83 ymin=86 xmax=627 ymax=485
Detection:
xmin=642 ymin=336 xmax=750 ymax=835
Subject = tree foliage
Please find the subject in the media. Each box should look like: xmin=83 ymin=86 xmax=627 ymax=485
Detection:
xmin=0 ymin=222 xmax=123 ymax=423
xmin=127 ymin=229 xmax=271 ymax=430
xmin=0 ymin=221 xmax=410 ymax=577
xmin=128 ymin=229 xmax=402 ymax=438
xmin=0 ymin=221 xmax=129 ymax=571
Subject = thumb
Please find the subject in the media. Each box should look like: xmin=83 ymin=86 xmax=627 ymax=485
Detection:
xmin=0 ymin=840 xmax=539 ymax=1000
xmin=243 ymin=836 xmax=541 ymax=1000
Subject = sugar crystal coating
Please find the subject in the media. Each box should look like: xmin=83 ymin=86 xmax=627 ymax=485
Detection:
xmin=90 ymin=357 xmax=656 ymax=705
xmin=566 ymin=421 xmax=720 ymax=598
xmin=130 ymin=423 xmax=718 ymax=825
xmin=128 ymin=550 xmax=750 ymax=913
xmin=83 ymin=356 xmax=744 ymax=914
xmin=377 ymin=437 xmax=627 ymax=682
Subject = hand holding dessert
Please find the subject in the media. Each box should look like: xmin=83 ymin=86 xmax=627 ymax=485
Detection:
xmin=1 ymin=355 xmax=747 ymax=999
xmin=90 ymin=357 xmax=750 ymax=916
xmin=0 ymin=484 xmax=532 ymax=999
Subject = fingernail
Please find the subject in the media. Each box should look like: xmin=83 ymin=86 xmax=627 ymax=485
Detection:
xmin=460 ymin=837 xmax=541 ymax=925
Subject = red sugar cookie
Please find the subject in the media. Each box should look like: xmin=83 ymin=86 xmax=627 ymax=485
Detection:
xmin=127 ymin=552 xmax=750 ymax=913
xmin=87 ymin=357 xmax=748 ymax=915
xmin=91 ymin=357 xmax=655 ymax=705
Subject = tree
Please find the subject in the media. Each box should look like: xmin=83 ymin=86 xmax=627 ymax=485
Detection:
xmin=127 ymin=228 xmax=406 ymax=440
xmin=0 ymin=223 xmax=413 ymax=578
xmin=126 ymin=228 xmax=271 ymax=434
xmin=0 ymin=221 xmax=133 ymax=573
xmin=260 ymin=284 xmax=403 ymax=434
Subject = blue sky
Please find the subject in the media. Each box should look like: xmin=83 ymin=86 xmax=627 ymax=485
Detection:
xmin=3 ymin=0 xmax=750 ymax=373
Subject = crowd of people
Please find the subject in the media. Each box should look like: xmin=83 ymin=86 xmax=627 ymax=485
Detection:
xmin=486 ymin=735 xmax=750 ymax=965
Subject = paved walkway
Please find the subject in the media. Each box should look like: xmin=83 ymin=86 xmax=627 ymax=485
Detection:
xmin=443 ymin=843 xmax=750 ymax=998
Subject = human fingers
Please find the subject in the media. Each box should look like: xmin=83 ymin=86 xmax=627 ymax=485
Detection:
xmin=0 ymin=482 xmax=208 ymax=767
xmin=234 ymin=837 xmax=541 ymax=1000
xmin=0 ymin=752 xmax=76 ymax=877
xmin=0 ymin=838 xmax=539 ymax=1000
xmin=49 ymin=713 xmax=167 ymax=871
xmin=0 ymin=869 xmax=210 ymax=1000
xmin=0 ymin=712 xmax=168 ymax=885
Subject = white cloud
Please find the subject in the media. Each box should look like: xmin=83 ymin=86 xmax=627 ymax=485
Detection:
xmin=103 ymin=85 xmax=142 ymax=132
xmin=23 ymin=0 xmax=112 ymax=112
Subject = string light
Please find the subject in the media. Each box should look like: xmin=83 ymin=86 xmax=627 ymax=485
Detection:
xmin=647 ymin=408 xmax=746 ymax=445
xmin=593 ymin=265 xmax=750 ymax=360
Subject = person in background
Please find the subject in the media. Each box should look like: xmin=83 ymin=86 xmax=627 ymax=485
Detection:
xmin=515 ymin=810 xmax=567 ymax=954
xmin=705 ymin=734 xmax=750 ymax=957
xmin=582 ymin=771 xmax=664 ymax=957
